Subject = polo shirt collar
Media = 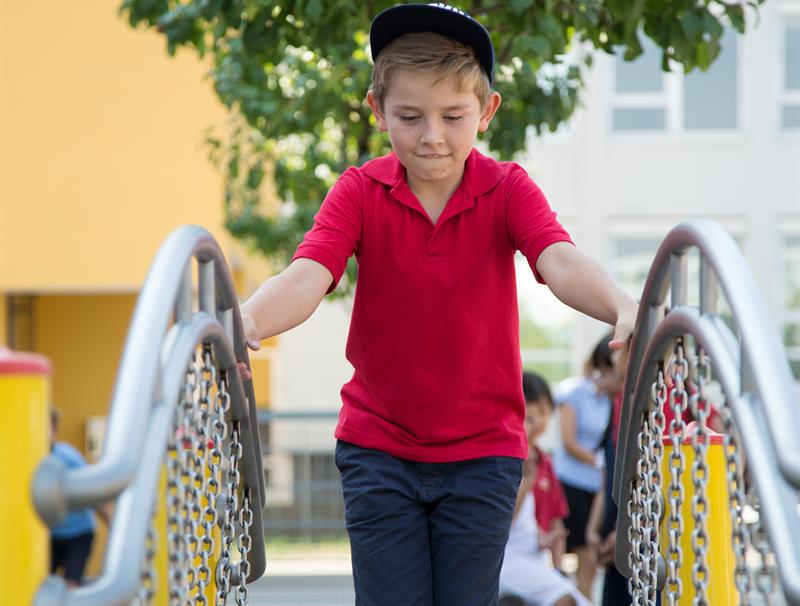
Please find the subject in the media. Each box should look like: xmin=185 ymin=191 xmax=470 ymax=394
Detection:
xmin=361 ymin=148 xmax=504 ymax=198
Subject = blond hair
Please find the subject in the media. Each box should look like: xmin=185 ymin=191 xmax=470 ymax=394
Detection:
xmin=370 ymin=32 xmax=491 ymax=110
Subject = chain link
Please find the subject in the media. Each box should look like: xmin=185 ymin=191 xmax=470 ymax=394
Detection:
xmin=752 ymin=512 xmax=777 ymax=605
xmin=158 ymin=344 xmax=251 ymax=606
xmin=216 ymin=418 xmax=244 ymax=605
xmin=235 ymin=490 xmax=254 ymax=606
xmin=688 ymin=347 xmax=710 ymax=606
xmin=135 ymin=517 xmax=158 ymax=606
xmin=645 ymin=365 xmax=666 ymax=606
xmin=720 ymin=401 xmax=752 ymax=604
xmin=665 ymin=341 xmax=688 ymax=605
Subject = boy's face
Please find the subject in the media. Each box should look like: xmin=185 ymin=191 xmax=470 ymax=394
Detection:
xmin=367 ymin=70 xmax=501 ymax=193
xmin=524 ymin=397 xmax=552 ymax=444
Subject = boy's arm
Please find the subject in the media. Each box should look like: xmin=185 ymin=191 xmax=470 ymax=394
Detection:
xmin=536 ymin=242 xmax=638 ymax=349
xmin=240 ymin=258 xmax=333 ymax=347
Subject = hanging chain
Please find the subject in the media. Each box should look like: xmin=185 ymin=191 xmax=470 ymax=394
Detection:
xmin=235 ymin=489 xmax=254 ymax=606
xmin=752 ymin=512 xmax=777 ymax=606
xmin=217 ymin=419 xmax=244 ymax=605
xmin=184 ymin=351 xmax=206 ymax=605
xmin=628 ymin=409 xmax=650 ymax=606
xmin=689 ymin=347 xmax=710 ymax=606
xmin=720 ymin=400 xmax=752 ymax=604
xmin=192 ymin=345 xmax=218 ymax=606
xmin=213 ymin=372 xmax=233 ymax=606
xmin=665 ymin=341 xmax=688 ymax=606
xmin=159 ymin=345 xmax=251 ymax=606
xmin=645 ymin=364 xmax=667 ymax=606
xmin=135 ymin=515 xmax=158 ymax=606
xmin=167 ymin=360 xmax=195 ymax=605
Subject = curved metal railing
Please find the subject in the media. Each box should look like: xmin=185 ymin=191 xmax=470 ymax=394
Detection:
xmin=31 ymin=225 xmax=266 ymax=605
xmin=613 ymin=219 xmax=800 ymax=605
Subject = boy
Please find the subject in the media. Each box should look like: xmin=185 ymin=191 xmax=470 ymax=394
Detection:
xmin=239 ymin=4 xmax=637 ymax=604
xmin=499 ymin=372 xmax=590 ymax=606
xmin=522 ymin=372 xmax=569 ymax=569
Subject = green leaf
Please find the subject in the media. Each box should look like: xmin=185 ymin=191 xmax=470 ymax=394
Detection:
xmin=510 ymin=0 xmax=535 ymax=14
xmin=680 ymin=10 xmax=704 ymax=43
xmin=512 ymin=34 xmax=551 ymax=59
xmin=118 ymin=0 xmax=764 ymax=295
xmin=726 ymin=5 xmax=746 ymax=34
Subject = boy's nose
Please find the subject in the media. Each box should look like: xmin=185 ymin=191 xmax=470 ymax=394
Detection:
xmin=420 ymin=121 xmax=444 ymax=145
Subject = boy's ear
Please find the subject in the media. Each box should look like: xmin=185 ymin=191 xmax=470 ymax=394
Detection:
xmin=478 ymin=91 xmax=502 ymax=133
xmin=366 ymin=90 xmax=388 ymax=132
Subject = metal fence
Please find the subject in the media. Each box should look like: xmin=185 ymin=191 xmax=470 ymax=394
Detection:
xmin=249 ymin=411 xmax=354 ymax=605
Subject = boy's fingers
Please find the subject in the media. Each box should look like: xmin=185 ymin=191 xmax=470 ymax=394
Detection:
xmin=236 ymin=361 xmax=252 ymax=381
xmin=247 ymin=339 xmax=261 ymax=351
xmin=609 ymin=332 xmax=633 ymax=350
xmin=608 ymin=337 xmax=626 ymax=350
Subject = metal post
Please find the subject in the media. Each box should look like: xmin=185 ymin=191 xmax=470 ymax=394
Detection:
xmin=0 ymin=347 xmax=51 ymax=605
xmin=660 ymin=424 xmax=736 ymax=605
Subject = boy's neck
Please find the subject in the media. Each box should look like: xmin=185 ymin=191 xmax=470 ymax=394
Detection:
xmin=405 ymin=165 xmax=466 ymax=222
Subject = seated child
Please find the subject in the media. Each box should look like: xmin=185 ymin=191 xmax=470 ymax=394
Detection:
xmin=499 ymin=372 xmax=591 ymax=606
xmin=523 ymin=371 xmax=570 ymax=569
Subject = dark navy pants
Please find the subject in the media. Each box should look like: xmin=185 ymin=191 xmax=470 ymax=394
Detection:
xmin=335 ymin=440 xmax=523 ymax=606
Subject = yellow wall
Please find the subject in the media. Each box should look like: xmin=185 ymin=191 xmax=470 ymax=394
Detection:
xmin=0 ymin=2 xmax=245 ymax=291
xmin=0 ymin=1 xmax=278 ymax=582
xmin=36 ymin=293 xmax=136 ymax=576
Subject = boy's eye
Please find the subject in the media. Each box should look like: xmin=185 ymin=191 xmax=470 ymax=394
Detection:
xmin=399 ymin=115 xmax=419 ymax=122
xmin=444 ymin=115 xmax=463 ymax=121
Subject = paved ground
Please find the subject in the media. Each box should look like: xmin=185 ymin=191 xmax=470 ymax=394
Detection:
xmin=244 ymin=567 xmax=789 ymax=606
xmin=247 ymin=574 xmax=355 ymax=606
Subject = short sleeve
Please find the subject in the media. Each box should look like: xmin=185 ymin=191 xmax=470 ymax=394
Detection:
xmin=553 ymin=476 xmax=570 ymax=519
xmin=505 ymin=164 xmax=573 ymax=284
xmin=292 ymin=167 xmax=363 ymax=293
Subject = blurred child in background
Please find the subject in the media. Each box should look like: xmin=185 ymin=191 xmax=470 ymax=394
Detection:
xmin=499 ymin=372 xmax=590 ymax=606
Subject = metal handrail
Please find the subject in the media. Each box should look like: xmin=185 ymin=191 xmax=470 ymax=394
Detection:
xmin=612 ymin=219 xmax=800 ymax=604
xmin=31 ymin=226 xmax=266 ymax=605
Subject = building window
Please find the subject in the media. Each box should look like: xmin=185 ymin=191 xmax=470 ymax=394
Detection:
xmin=611 ymin=237 xmax=662 ymax=297
xmin=782 ymin=234 xmax=800 ymax=378
xmin=782 ymin=18 xmax=800 ymax=130
xmin=609 ymin=226 xmax=745 ymax=313
xmin=612 ymin=30 xmax=739 ymax=133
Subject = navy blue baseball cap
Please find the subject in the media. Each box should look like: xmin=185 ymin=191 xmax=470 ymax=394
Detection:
xmin=369 ymin=3 xmax=495 ymax=84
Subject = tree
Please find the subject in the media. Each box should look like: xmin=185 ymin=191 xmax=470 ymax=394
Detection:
xmin=120 ymin=0 xmax=761 ymax=292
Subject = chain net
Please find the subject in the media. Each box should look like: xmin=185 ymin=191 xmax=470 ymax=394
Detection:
xmin=624 ymin=336 xmax=780 ymax=605
xmin=133 ymin=344 xmax=253 ymax=606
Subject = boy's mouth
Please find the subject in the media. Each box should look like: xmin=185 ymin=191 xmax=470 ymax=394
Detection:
xmin=417 ymin=153 xmax=450 ymax=159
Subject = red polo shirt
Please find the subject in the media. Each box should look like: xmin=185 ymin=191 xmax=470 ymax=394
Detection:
xmin=293 ymin=148 xmax=572 ymax=462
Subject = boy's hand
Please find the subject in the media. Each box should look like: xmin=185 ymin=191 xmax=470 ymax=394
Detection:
xmin=236 ymin=313 xmax=261 ymax=382
xmin=609 ymin=300 xmax=638 ymax=350
xmin=241 ymin=313 xmax=261 ymax=350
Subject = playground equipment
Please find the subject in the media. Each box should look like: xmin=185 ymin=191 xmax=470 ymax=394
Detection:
xmin=8 ymin=219 xmax=799 ymax=604
xmin=30 ymin=226 xmax=266 ymax=605
xmin=0 ymin=348 xmax=50 ymax=605
xmin=614 ymin=220 xmax=799 ymax=605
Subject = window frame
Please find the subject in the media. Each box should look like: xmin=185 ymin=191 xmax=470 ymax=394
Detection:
xmin=778 ymin=6 xmax=800 ymax=131
xmin=608 ymin=30 xmax=745 ymax=140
